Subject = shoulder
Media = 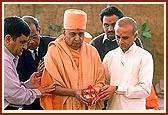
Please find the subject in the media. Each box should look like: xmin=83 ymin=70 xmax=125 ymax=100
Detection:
xmin=48 ymin=40 xmax=57 ymax=48
xmin=39 ymin=36 xmax=56 ymax=47
xmin=83 ymin=42 xmax=101 ymax=56
xmin=90 ymin=33 xmax=105 ymax=44
xmin=19 ymin=49 xmax=31 ymax=59
xmin=83 ymin=42 xmax=97 ymax=51
xmin=103 ymin=48 xmax=119 ymax=62
xmin=135 ymin=46 xmax=153 ymax=59
xmin=46 ymin=42 xmax=58 ymax=57
xmin=40 ymin=36 xmax=56 ymax=42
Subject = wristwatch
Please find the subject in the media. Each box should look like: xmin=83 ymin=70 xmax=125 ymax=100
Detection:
xmin=115 ymin=86 xmax=118 ymax=91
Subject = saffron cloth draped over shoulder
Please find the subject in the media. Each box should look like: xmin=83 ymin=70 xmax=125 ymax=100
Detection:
xmin=40 ymin=34 xmax=105 ymax=110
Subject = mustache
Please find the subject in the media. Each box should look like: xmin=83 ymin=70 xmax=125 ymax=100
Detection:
xmin=107 ymin=31 xmax=115 ymax=34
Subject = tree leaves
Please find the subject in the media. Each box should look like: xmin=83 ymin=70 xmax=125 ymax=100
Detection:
xmin=138 ymin=22 xmax=152 ymax=40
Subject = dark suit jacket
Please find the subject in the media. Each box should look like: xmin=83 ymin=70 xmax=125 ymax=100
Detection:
xmin=90 ymin=33 xmax=143 ymax=61
xmin=17 ymin=36 xmax=56 ymax=82
xmin=17 ymin=36 xmax=56 ymax=110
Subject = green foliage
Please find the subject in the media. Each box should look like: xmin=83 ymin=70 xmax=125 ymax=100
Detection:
xmin=138 ymin=22 xmax=152 ymax=40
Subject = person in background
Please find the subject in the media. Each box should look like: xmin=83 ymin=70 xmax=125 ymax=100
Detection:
xmin=84 ymin=32 xmax=92 ymax=44
xmin=146 ymin=85 xmax=160 ymax=110
xmin=99 ymin=16 xmax=154 ymax=110
xmin=40 ymin=9 xmax=105 ymax=110
xmin=4 ymin=16 xmax=55 ymax=110
xmin=90 ymin=6 xmax=159 ymax=110
xmin=90 ymin=6 xmax=143 ymax=61
xmin=17 ymin=16 xmax=56 ymax=110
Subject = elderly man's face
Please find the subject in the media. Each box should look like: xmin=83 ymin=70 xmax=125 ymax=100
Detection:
xmin=115 ymin=24 xmax=137 ymax=53
xmin=27 ymin=23 xmax=40 ymax=50
xmin=63 ymin=29 xmax=85 ymax=50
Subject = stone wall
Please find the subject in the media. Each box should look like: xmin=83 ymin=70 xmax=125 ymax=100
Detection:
xmin=3 ymin=3 xmax=165 ymax=85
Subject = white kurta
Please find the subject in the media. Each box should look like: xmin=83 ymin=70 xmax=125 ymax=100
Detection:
xmin=103 ymin=43 xmax=153 ymax=110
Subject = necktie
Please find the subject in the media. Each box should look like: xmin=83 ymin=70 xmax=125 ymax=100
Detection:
xmin=34 ymin=49 xmax=39 ymax=64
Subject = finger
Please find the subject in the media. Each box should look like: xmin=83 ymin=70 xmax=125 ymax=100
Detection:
xmin=43 ymin=87 xmax=55 ymax=93
xmin=99 ymin=90 xmax=108 ymax=96
xmin=99 ymin=93 xmax=109 ymax=101
xmin=79 ymin=94 xmax=89 ymax=105
xmin=100 ymin=86 xmax=109 ymax=92
xmin=100 ymin=96 xmax=108 ymax=101
xmin=91 ymin=97 xmax=100 ymax=105
xmin=38 ymin=65 xmax=45 ymax=72
xmin=41 ymin=93 xmax=53 ymax=96
xmin=39 ymin=61 xmax=45 ymax=67
xmin=98 ymin=91 xmax=104 ymax=96
xmin=31 ymin=72 xmax=38 ymax=78
xmin=37 ymin=61 xmax=45 ymax=70
xmin=50 ymin=83 xmax=56 ymax=87
xmin=46 ymin=84 xmax=56 ymax=89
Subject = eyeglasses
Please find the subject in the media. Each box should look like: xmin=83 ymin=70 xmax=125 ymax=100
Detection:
xmin=28 ymin=34 xmax=39 ymax=42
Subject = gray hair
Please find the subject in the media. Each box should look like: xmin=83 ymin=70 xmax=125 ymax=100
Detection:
xmin=22 ymin=15 xmax=40 ymax=31
xmin=114 ymin=16 xmax=138 ymax=35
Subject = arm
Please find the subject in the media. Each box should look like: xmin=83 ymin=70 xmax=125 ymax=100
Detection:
xmin=4 ymin=61 xmax=55 ymax=106
xmin=98 ymin=53 xmax=116 ymax=101
xmin=4 ymin=61 xmax=41 ymax=105
xmin=101 ymin=49 xmax=153 ymax=100
xmin=53 ymin=85 xmax=88 ymax=105
xmin=116 ymin=52 xmax=154 ymax=98
xmin=98 ymin=85 xmax=117 ymax=101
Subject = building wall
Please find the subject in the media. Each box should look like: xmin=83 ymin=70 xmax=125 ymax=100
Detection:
xmin=4 ymin=3 xmax=165 ymax=85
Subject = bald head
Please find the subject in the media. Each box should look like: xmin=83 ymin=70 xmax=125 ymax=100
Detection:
xmin=114 ymin=17 xmax=139 ymax=53
xmin=114 ymin=17 xmax=138 ymax=35
xmin=22 ymin=16 xmax=40 ymax=31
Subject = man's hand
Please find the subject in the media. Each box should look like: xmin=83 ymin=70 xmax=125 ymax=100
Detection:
xmin=30 ymin=72 xmax=41 ymax=88
xmin=74 ymin=89 xmax=89 ymax=106
xmin=98 ymin=85 xmax=116 ymax=101
xmin=38 ymin=84 xmax=56 ymax=96
xmin=37 ymin=58 xmax=45 ymax=76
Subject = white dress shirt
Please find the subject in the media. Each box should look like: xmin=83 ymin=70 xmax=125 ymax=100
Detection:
xmin=103 ymin=43 xmax=154 ymax=110
xmin=29 ymin=48 xmax=39 ymax=60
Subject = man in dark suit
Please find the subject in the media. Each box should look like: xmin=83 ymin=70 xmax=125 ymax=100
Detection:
xmin=17 ymin=16 xmax=56 ymax=110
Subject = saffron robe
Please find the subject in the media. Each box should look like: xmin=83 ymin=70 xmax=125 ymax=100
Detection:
xmin=40 ymin=34 xmax=105 ymax=110
xmin=146 ymin=85 xmax=160 ymax=110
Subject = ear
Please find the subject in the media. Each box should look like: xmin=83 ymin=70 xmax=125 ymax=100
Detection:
xmin=38 ymin=26 xmax=42 ymax=35
xmin=4 ymin=34 xmax=12 ymax=44
xmin=62 ymin=28 xmax=65 ymax=35
xmin=133 ymin=32 xmax=138 ymax=41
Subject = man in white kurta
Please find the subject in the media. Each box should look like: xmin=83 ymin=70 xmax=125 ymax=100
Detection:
xmin=101 ymin=17 xmax=154 ymax=110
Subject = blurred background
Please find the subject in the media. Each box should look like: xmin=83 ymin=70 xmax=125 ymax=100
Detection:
xmin=3 ymin=3 xmax=165 ymax=108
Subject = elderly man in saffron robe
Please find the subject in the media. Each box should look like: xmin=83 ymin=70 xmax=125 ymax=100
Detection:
xmin=40 ymin=9 xmax=105 ymax=110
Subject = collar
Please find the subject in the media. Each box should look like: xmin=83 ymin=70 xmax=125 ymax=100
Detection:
xmin=119 ymin=43 xmax=136 ymax=55
xmin=102 ymin=33 xmax=109 ymax=44
xmin=29 ymin=47 xmax=39 ymax=54
xmin=102 ymin=33 xmax=116 ymax=44
xmin=4 ymin=46 xmax=19 ymax=66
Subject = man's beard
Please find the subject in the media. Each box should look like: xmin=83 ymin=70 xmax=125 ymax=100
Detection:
xmin=107 ymin=34 xmax=115 ymax=41
xmin=107 ymin=31 xmax=115 ymax=41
